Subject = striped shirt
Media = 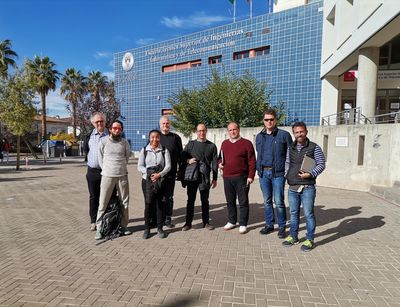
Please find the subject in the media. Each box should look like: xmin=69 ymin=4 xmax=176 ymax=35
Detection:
xmin=285 ymin=142 xmax=325 ymax=178
xmin=87 ymin=128 xmax=108 ymax=169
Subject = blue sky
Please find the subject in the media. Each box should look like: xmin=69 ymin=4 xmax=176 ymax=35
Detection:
xmin=0 ymin=0 xmax=270 ymax=117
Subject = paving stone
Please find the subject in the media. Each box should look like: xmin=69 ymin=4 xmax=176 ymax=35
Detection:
xmin=1 ymin=157 xmax=400 ymax=306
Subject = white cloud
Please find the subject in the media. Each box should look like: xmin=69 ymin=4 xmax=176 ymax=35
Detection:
xmin=103 ymin=71 xmax=115 ymax=80
xmin=94 ymin=51 xmax=112 ymax=59
xmin=161 ymin=11 xmax=230 ymax=29
xmin=36 ymin=90 xmax=69 ymax=117
xmin=109 ymin=59 xmax=114 ymax=68
xmin=136 ymin=38 xmax=156 ymax=46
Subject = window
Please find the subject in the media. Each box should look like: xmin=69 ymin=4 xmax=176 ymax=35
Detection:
xmin=233 ymin=46 xmax=270 ymax=60
xmin=262 ymin=27 xmax=270 ymax=34
xmin=208 ymin=55 xmax=222 ymax=65
xmin=162 ymin=59 xmax=202 ymax=73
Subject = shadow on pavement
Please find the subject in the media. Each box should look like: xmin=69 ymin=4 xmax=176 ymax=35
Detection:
xmin=162 ymin=295 xmax=199 ymax=307
xmin=316 ymin=215 xmax=385 ymax=247
xmin=0 ymin=175 xmax=53 ymax=182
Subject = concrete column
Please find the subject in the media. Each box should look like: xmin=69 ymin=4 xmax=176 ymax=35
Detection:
xmin=356 ymin=47 xmax=379 ymax=119
xmin=320 ymin=76 xmax=340 ymax=125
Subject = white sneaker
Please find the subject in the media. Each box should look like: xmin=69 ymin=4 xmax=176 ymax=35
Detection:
xmin=239 ymin=226 xmax=247 ymax=234
xmin=224 ymin=222 xmax=236 ymax=231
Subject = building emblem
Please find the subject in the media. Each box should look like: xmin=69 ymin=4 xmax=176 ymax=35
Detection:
xmin=122 ymin=52 xmax=134 ymax=71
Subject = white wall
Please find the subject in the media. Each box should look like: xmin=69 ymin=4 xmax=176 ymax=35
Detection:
xmin=321 ymin=0 xmax=400 ymax=77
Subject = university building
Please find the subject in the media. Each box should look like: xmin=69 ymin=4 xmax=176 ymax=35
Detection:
xmin=114 ymin=0 xmax=324 ymax=150
xmin=320 ymin=0 xmax=400 ymax=124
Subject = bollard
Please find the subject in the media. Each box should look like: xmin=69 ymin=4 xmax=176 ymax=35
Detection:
xmin=25 ymin=156 xmax=29 ymax=169
xmin=59 ymin=153 xmax=62 ymax=163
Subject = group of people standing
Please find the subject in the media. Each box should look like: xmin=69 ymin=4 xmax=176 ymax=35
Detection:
xmin=84 ymin=109 xmax=325 ymax=252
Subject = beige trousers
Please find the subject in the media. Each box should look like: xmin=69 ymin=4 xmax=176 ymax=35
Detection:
xmin=96 ymin=175 xmax=129 ymax=229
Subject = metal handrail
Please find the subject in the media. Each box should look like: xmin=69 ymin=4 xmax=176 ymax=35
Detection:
xmin=321 ymin=108 xmax=399 ymax=125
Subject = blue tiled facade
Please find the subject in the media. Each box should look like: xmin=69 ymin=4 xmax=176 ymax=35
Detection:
xmin=114 ymin=1 xmax=323 ymax=150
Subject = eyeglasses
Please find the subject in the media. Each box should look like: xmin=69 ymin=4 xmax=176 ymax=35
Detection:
xmin=263 ymin=118 xmax=275 ymax=122
xmin=197 ymin=130 xmax=206 ymax=133
xmin=94 ymin=120 xmax=104 ymax=124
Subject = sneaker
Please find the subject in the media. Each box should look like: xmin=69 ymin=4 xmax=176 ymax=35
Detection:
xmin=277 ymin=228 xmax=286 ymax=239
xmin=182 ymin=224 xmax=192 ymax=231
xmin=95 ymin=229 xmax=103 ymax=240
xmin=120 ymin=227 xmax=132 ymax=236
xmin=282 ymin=235 xmax=299 ymax=247
xmin=223 ymin=222 xmax=236 ymax=231
xmin=204 ymin=223 xmax=215 ymax=230
xmin=165 ymin=219 xmax=175 ymax=228
xmin=301 ymin=239 xmax=314 ymax=252
xmin=158 ymin=228 xmax=167 ymax=239
xmin=239 ymin=226 xmax=247 ymax=234
xmin=90 ymin=223 xmax=96 ymax=231
xmin=259 ymin=226 xmax=274 ymax=235
xmin=143 ymin=229 xmax=150 ymax=240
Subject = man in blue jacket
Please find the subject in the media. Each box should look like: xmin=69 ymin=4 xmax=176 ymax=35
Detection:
xmin=256 ymin=109 xmax=292 ymax=238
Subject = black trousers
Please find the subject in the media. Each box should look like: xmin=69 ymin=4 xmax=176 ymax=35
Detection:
xmin=185 ymin=180 xmax=210 ymax=225
xmin=162 ymin=176 xmax=176 ymax=219
xmin=86 ymin=167 xmax=102 ymax=223
xmin=142 ymin=179 xmax=164 ymax=229
xmin=223 ymin=176 xmax=250 ymax=226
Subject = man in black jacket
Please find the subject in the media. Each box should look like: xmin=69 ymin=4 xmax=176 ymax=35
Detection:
xmin=181 ymin=123 xmax=218 ymax=231
xmin=159 ymin=116 xmax=183 ymax=228
xmin=83 ymin=112 xmax=108 ymax=231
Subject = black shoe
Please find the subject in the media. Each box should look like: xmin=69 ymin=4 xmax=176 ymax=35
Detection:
xmin=182 ymin=224 xmax=192 ymax=231
xmin=277 ymin=228 xmax=286 ymax=239
xmin=259 ymin=226 xmax=274 ymax=235
xmin=158 ymin=228 xmax=167 ymax=239
xmin=165 ymin=219 xmax=175 ymax=228
xmin=203 ymin=223 xmax=215 ymax=230
xmin=143 ymin=229 xmax=150 ymax=240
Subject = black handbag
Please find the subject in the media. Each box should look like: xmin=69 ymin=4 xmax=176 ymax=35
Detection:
xmin=146 ymin=166 xmax=164 ymax=193
xmin=184 ymin=162 xmax=199 ymax=181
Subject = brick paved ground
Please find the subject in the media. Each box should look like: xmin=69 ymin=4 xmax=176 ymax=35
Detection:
xmin=0 ymin=156 xmax=399 ymax=306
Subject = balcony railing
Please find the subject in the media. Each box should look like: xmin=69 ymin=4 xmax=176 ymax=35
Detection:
xmin=321 ymin=107 xmax=400 ymax=125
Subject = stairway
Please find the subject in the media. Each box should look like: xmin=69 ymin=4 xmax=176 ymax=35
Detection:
xmin=370 ymin=181 xmax=400 ymax=206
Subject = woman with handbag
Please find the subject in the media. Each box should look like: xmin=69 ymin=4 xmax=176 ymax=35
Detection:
xmin=138 ymin=130 xmax=171 ymax=239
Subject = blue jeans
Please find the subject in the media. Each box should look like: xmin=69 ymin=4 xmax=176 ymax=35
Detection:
xmin=259 ymin=170 xmax=286 ymax=229
xmin=288 ymin=185 xmax=316 ymax=240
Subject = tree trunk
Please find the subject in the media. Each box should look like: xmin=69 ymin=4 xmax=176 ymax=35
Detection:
xmin=72 ymin=99 xmax=77 ymax=138
xmin=41 ymin=91 xmax=47 ymax=140
xmin=16 ymin=135 xmax=20 ymax=170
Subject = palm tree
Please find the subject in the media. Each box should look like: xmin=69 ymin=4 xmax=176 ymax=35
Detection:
xmin=0 ymin=39 xmax=18 ymax=80
xmin=60 ymin=68 xmax=86 ymax=137
xmin=26 ymin=56 xmax=59 ymax=140
xmin=87 ymin=71 xmax=108 ymax=110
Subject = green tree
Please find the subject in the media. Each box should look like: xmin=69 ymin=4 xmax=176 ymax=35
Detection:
xmin=87 ymin=71 xmax=108 ymax=111
xmin=60 ymin=68 xmax=86 ymax=137
xmin=26 ymin=56 xmax=60 ymax=140
xmin=169 ymin=70 xmax=274 ymax=136
xmin=0 ymin=71 xmax=36 ymax=170
xmin=0 ymin=39 xmax=18 ymax=80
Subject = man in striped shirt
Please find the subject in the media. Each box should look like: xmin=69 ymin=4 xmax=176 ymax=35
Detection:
xmin=283 ymin=121 xmax=325 ymax=252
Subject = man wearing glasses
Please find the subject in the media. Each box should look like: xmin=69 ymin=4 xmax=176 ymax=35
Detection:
xmin=83 ymin=112 xmax=108 ymax=232
xmin=181 ymin=124 xmax=218 ymax=231
xmin=256 ymin=109 xmax=292 ymax=239
xmin=95 ymin=120 xmax=132 ymax=240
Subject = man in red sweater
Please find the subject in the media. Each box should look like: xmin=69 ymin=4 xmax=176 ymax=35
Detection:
xmin=219 ymin=122 xmax=256 ymax=234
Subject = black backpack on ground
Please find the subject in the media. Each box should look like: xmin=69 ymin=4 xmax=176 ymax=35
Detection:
xmin=98 ymin=194 xmax=122 ymax=242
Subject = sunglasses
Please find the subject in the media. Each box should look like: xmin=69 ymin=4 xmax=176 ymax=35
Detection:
xmin=111 ymin=127 xmax=122 ymax=131
xmin=263 ymin=118 xmax=275 ymax=122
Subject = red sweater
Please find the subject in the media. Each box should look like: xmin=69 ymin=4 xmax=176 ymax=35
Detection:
xmin=220 ymin=138 xmax=256 ymax=179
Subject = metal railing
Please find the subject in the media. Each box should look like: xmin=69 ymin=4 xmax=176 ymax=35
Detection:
xmin=321 ymin=107 xmax=400 ymax=125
